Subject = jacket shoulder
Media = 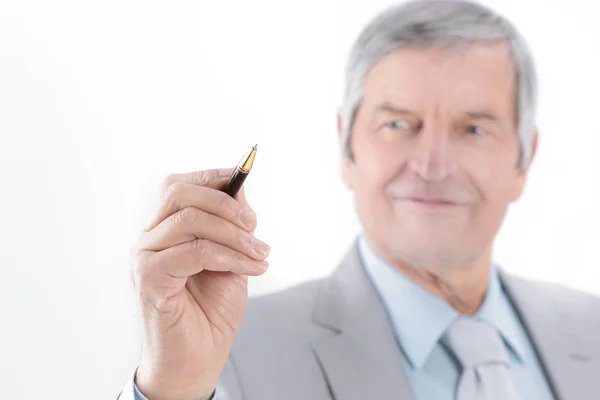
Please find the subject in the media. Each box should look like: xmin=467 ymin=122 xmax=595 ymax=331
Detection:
xmin=512 ymin=275 xmax=599 ymax=306
xmin=507 ymin=274 xmax=600 ymax=331
xmin=226 ymin=278 xmax=334 ymax=399
xmin=234 ymin=277 xmax=327 ymax=346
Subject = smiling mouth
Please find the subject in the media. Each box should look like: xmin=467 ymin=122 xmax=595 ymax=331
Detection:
xmin=394 ymin=197 xmax=466 ymax=210
xmin=408 ymin=198 xmax=457 ymax=205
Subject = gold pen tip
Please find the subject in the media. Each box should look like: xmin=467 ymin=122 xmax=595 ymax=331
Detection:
xmin=239 ymin=144 xmax=257 ymax=171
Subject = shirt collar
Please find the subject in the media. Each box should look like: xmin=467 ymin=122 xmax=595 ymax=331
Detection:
xmin=475 ymin=261 xmax=527 ymax=364
xmin=357 ymin=233 xmax=526 ymax=369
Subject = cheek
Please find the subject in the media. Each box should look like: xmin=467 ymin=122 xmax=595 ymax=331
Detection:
xmin=352 ymin=153 xmax=400 ymax=218
xmin=354 ymin=130 xmax=407 ymax=180
xmin=355 ymin=164 xmax=388 ymax=208
xmin=355 ymin=145 xmax=403 ymax=199
xmin=469 ymin=164 xmax=516 ymax=216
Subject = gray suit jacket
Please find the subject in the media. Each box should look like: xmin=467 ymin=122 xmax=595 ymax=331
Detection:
xmin=217 ymin=239 xmax=600 ymax=400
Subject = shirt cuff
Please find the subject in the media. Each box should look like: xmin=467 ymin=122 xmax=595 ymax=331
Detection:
xmin=116 ymin=366 xmax=143 ymax=400
xmin=134 ymin=383 xmax=216 ymax=400
xmin=117 ymin=367 xmax=217 ymax=400
xmin=133 ymin=373 xmax=151 ymax=400
xmin=120 ymin=366 xmax=217 ymax=400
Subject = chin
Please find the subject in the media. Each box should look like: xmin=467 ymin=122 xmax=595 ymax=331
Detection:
xmin=384 ymin=236 xmax=469 ymax=271
xmin=388 ymin=224 xmax=458 ymax=246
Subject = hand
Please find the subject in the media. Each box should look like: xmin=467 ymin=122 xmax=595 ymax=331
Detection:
xmin=132 ymin=168 xmax=270 ymax=400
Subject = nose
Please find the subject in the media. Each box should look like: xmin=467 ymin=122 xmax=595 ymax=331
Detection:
xmin=407 ymin=121 xmax=458 ymax=182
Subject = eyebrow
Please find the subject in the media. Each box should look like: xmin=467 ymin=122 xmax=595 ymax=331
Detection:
xmin=372 ymin=102 xmax=503 ymax=124
xmin=373 ymin=102 xmax=418 ymax=117
xmin=463 ymin=111 xmax=502 ymax=123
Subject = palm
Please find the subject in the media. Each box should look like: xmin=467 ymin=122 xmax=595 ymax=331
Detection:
xmin=171 ymin=270 xmax=248 ymax=374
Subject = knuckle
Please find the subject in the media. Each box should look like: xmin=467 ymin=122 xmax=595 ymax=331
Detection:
xmin=164 ymin=181 xmax=186 ymax=205
xmin=177 ymin=206 xmax=201 ymax=225
xmin=162 ymin=173 xmax=180 ymax=191
xmin=151 ymin=296 xmax=177 ymax=315
xmin=130 ymin=251 xmax=153 ymax=291
xmin=191 ymin=238 xmax=211 ymax=258
xmin=190 ymin=170 xmax=211 ymax=186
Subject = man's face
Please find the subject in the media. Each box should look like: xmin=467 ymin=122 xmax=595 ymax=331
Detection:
xmin=340 ymin=41 xmax=536 ymax=273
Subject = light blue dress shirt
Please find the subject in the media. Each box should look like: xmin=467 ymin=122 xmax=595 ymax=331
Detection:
xmin=132 ymin=377 xmax=149 ymax=400
xmin=132 ymin=234 xmax=556 ymax=400
xmin=357 ymin=233 xmax=556 ymax=400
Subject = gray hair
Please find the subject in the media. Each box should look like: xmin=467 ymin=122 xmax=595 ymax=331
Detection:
xmin=340 ymin=0 xmax=537 ymax=169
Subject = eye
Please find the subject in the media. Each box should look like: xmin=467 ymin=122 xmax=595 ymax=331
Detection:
xmin=384 ymin=120 xmax=410 ymax=130
xmin=466 ymin=125 xmax=485 ymax=136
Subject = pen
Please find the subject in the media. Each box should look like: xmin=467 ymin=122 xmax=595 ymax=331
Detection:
xmin=223 ymin=144 xmax=258 ymax=198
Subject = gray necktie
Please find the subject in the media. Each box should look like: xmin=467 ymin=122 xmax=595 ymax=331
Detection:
xmin=443 ymin=318 xmax=521 ymax=400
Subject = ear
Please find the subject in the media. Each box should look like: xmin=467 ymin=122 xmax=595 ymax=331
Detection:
xmin=511 ymin=129 xmax=538 ymax=201
xmin=338 ymin=111 xmax=355 ymax=190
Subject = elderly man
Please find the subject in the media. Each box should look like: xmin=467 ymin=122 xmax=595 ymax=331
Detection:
xmin=119 ymin=1 xmax=599 ymax=399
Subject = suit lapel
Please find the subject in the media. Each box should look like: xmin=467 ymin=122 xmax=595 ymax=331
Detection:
xmin=309 ymin=239 xmax=413 ymax=400
xmin=307 ymin=239 xmax=599 ymax=400
xmin=500 ymin=270 xmax=599 ymax=400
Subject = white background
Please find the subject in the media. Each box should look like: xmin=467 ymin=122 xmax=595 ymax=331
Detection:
xmin=0 ymin=0 xmax=598 ymax=398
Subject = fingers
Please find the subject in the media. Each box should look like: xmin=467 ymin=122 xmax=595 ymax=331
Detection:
xmin=134 ymin=239 xmax=268 ymax=298
xmin=132 ymin=167 xmax=269 ymax=301
xmin=138 ymin=205 xmax=270 ymax=260
xmin=144 ymin=168 xmax=254 ymax=232
xmin=232 ymin=184 xmax=251 ymax=214
xmin=144 ymin=181 xmax=257 ymax=236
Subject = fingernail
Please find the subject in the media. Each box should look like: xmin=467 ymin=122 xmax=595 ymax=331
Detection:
xmin=240 ymin=209 xmax=256 ymax=229
xmin=257 ymin=260 xmax=269 ymax=271
xmin=253 ymin=238 xmax=270 ymax=257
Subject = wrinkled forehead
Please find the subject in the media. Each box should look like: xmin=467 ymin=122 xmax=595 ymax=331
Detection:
xmin=362 ymin=41 xmax=516 ymax=115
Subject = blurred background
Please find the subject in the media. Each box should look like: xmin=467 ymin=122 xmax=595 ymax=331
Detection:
xmin=0 ymin=0 xmax=598 ymax=398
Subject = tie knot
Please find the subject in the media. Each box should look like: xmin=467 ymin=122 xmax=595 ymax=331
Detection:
xmin=443 ymin=318 xmax=510 ymax=369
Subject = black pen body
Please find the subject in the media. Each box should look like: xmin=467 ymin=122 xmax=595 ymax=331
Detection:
xmin=223 ymin=167 xmax=249 ymax=198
